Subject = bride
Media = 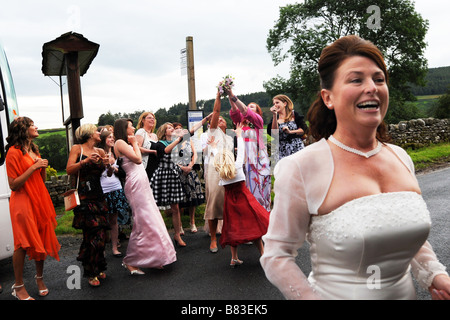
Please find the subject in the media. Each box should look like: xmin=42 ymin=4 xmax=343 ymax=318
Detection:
xmin=260 ymin=35 xmax=450 ymax=300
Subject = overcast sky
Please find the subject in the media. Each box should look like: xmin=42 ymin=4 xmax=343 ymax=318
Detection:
xmin=0 ymin=0 xmax=449 ymax=129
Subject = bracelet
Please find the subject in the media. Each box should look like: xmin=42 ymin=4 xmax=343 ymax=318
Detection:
xmin=231 ymin=95 xmax=238 ymax=103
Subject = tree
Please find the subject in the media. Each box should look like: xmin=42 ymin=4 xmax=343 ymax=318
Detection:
xmin=430 ymin=87 xmax=450 ymax=119
xmin=265 ymin=0 xmax=429 ymax=123
xmin=36 ymin=134 xmax=68 ymax=171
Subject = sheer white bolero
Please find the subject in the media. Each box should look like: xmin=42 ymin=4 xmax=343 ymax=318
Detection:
xmin=260 ymin=138 xmax=448 ymax=300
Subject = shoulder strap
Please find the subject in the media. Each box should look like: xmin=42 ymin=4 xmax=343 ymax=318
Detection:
xmin=76 ymin=146 xmax=83 ymax=189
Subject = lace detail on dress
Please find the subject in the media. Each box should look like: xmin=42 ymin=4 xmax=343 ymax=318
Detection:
xmin=415 ymin=260 xmax=448 ymax=289
xmin=305 ymin=192 xmax=442 ymax=299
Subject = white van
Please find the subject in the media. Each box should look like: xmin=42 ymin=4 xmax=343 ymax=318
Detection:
xmin=0 ymin=42 xmax=19 ymax=260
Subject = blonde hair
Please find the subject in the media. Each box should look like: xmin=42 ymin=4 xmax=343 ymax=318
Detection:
xmin=213 ymin=149 xmax=236 ymax=180
xmin=75 ymin=123 xmax=97 ymax=144
xmin=136 ymin=111 xmax=157 ymax=131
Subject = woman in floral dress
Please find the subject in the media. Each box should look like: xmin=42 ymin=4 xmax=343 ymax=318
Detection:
xmin=227 ymin=90 xmax=271 ymax=211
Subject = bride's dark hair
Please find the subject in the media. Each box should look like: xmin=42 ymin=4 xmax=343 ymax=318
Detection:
xmin=306 ymin=35 xmax=390 ymax=142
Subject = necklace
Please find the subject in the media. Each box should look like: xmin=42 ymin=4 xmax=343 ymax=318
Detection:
xmin=329 ymin=135 xmax=382 ymax=159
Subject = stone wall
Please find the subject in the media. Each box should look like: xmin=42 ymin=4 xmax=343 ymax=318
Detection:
xmin=388 ymin=118 xmax=450 ymax=148
xmin=45 ymin=174 xmax=70 ymax=207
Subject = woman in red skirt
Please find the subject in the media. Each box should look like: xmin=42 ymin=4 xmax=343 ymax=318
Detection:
xmin=211 ymin=123 xmax=270 ymax=267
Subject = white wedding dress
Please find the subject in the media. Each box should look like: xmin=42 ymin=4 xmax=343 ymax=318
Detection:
xmin=308 ymin=192 xmax=431 ymax=299
xmin=260 ymin=139 xmax=448 ymax=300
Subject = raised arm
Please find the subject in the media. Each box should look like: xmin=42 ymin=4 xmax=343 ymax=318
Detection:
xmin=210 ymin=91 xmax=221 ymax=130
xmin=227 ymin=88 xmax=248 ymax=115
xmin=189 ymin=113 xmax=212 ymax=135
xmin=115 ymin=136 xmax=142 ymax=164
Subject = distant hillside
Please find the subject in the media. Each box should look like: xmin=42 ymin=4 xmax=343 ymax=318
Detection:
xmin=410 ymin=66 xmax=450 ymax=95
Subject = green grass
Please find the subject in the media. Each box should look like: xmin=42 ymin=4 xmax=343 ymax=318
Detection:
xmin=406 ymin=142 xmax=450 ymax=171
xmin=54 ymin=207 xmax=82 ymax=235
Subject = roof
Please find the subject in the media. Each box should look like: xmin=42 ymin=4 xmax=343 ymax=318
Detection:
xmin=42 ymin=32 xmax=100 ymax=76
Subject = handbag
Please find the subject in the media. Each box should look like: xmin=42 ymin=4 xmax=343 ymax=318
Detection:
xmin=63 ymin=188 xmax=80 ymax=211
xmin=63 ymin=146 xmax=82 ymax=211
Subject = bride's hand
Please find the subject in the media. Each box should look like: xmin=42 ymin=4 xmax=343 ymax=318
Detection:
xmin=430 ymin=274 xmax=450 ymax=300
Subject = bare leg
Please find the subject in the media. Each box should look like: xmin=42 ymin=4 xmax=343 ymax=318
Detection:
xmin=35 ymin=260 xmax=49 ymax=296
xmin=172 ymin=204 xmax=186 ymax=246
xmin=110 ymin=213 xmax=120 ymax=255
xmin=254 ymin=238 xmax=264 ymax=256
xmin=189 ymin=206 xmax=197 ymax=232
xmin=208 ymin=219 xmax=218 ymax=252
xmin=230 ymin=246 xmax=243 ymax=267
xmin=12 ymin=248 xmax=33 ymax=300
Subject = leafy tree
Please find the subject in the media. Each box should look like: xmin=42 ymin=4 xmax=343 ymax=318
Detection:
xmin=36 ymin=134 xmax=68 ymax=171
xmin=97 ymin=110 xmax=146 ymax=127
xmin=265 ymin=0 xmax=429 ymax=123
xmin=430 ymin=87 xmax=450 ymax=119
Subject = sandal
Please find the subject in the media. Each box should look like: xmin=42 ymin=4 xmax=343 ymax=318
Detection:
xmin=122 ymin=263 xmax=145 ymax=275
xmin=98 ymin=272 xmax=106 ymax=280
xmin=88 ymin=277 xmax=101 ymax=287
xmin=35 ymin=275 xmax=49 ymax=297
xmin=11 ymin=283 xmax=34 ymax=300
xmin=230 ymin=259 xmax=243 ymax=268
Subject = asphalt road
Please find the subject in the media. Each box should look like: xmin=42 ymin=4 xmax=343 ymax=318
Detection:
xmin=0 ymin=167 xmax=448 ymax=304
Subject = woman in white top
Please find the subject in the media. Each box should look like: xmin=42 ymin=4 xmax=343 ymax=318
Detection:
xmin=204 ymin=91 xmax=234 ymax=253
xmin=260 ymin=35 xmax=450 ymax=300
xmin=98 ymin=130 xmax=131 ymax=257
xmin=135 ymin=111 xmax=159 ymax=180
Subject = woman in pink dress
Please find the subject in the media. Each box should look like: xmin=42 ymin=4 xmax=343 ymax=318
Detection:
xmin=227 ymin=89 xmax=271 ymax=211
xmin=114 ymin=118 xmax=176 ymax=275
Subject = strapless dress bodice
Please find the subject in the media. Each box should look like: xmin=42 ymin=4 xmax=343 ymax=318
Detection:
xmin=307 ymin=192 xmax=431 ymax=299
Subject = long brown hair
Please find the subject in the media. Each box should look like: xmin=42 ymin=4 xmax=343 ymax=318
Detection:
xmin=306 ymin=35 xmax=390 ymax=142
xmin=273 ymin=94 xmax=294 ymax=122
xmin=5 ymin=116 xmax=40 ymax=155
xmin=114 ymin=118 xmax=133 ymax=143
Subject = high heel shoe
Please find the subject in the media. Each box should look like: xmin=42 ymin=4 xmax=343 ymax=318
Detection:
xmin=209 ymin=240 xmax=218 ymax=253
xmin=174 ymin=237 xmax=186 ymax=247
xmin=122 ymin=263 xmax=145 ymax=275
xmin=230 ymin=259 xmax=243 ymax=268
xmin=11 ymin=284 xmax=34 ymax=300
xmin=35 ymin=275 xmax=49 ymax=297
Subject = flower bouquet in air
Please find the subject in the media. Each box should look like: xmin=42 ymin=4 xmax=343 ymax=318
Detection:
xmin=217 ymin=75 xmax=235 ymax=97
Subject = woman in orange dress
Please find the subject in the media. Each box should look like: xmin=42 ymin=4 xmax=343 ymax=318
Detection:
xmin=5 ymin=116 xmax=60 ymax=300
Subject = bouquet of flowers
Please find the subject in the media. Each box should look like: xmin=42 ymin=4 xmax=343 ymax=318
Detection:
xmin=217 ymin=75 xmax=235 ymax=97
